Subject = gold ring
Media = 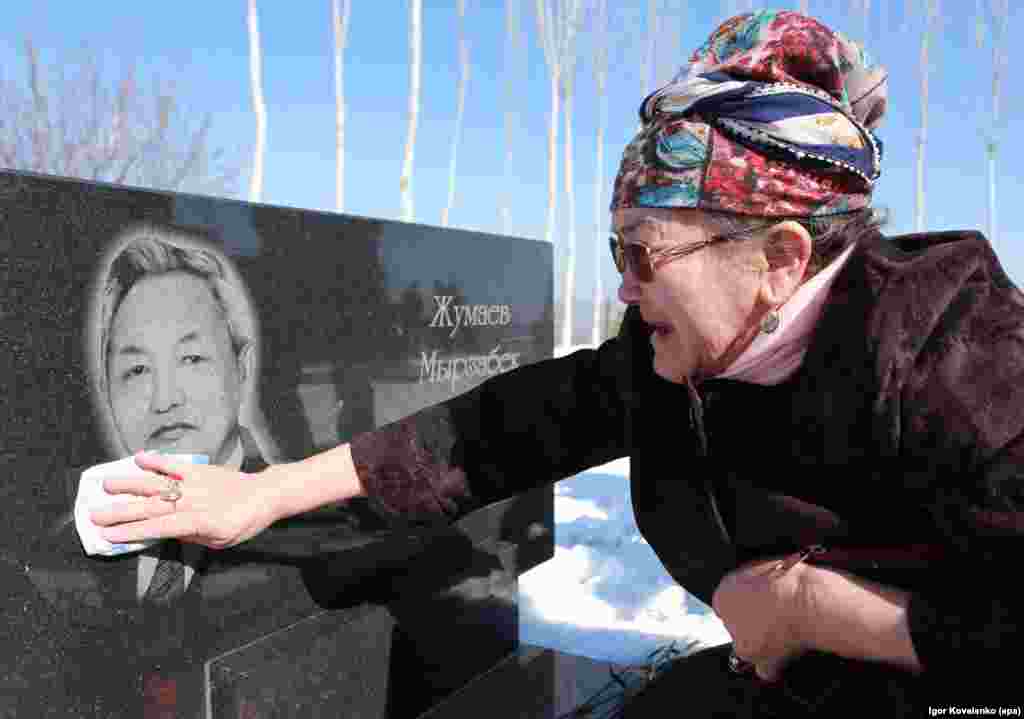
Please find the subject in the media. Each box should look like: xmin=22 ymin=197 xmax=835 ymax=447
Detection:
xmin=159 ymin=477 xmax=183 ymax=504
xmin=728 ymin=650 xmax=755 ymax=676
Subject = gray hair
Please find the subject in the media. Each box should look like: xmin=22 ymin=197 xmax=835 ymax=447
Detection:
xmin=97 ymin=226 xmax=254 ymax=399
xmin=702 ymin=207 xmax=887 ymax=278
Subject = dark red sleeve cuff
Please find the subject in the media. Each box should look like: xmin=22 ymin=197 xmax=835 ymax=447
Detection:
xmin=349 ymin=411 xmax=474 ymax=524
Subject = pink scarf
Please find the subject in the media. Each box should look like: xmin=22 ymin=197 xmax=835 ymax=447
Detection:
xmin=714 ymin=243 xmax=856 ymax=385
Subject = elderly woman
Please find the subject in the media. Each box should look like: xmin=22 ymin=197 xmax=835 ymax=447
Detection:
xmin=94 ymin=10 xmax=1023 ymax=715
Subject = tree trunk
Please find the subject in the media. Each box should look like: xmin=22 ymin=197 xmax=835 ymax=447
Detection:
xmin=640 ymin=0 xmax=656 ymax=131
xmin=501 ymin=0 xmax=520 ymax=235
xmin=247 ymin=0 xmax=266 ymax=202
xmin=400 ymin=0 xmax=422 ymax=222
xmin=535 ymin=0 xmax=561 ymax=246
xmin=543 ymin=69 xmax=559 ymax=244
xmin=590 ymin=87 xmax=606 ymax=346
xmin=985 ymin=0 xmax=1008 ymax=247
xmin=987 ymin=142 xmax=997 ymax=246
xmin=914 ymin=0 xmax=937 ymax=233
xmin=442 ymin=0 xmax=469 ymax=227
xmin=975 ymin=0 xmax=986 ymax=49
xmin=590 ymin=0 xmax=608 ymax=346
xmin=25 ymin=39 xmax=50 ymax=174
xmin=560 ymin=89 xmax=576 ymax=349
xmin=333 ymin=0 xmax=351 ymax=212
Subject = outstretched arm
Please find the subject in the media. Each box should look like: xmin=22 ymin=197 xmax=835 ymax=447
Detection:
xmin=92 ymin=443 xmax=365 ymax=548
xmin=94 ymin=310 xmax=646 ymax=547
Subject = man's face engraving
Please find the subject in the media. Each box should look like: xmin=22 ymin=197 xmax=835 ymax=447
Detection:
xmin=107 ymin=271 xmax=245 ymax=464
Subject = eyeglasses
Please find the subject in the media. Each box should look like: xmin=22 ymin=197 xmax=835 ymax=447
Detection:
xmin=609 ymin=217 xmax=774 ymax=282
xmin=608 ymin=230 xmax=726 ymax=282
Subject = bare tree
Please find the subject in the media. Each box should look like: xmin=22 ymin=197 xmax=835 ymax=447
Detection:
xmin=537 ymin=0 xmax=583 ymax=346
xmin=589 ymin=0 xmax=609 ymax=346
xmin=638 ymin=0 xmax=658 ymax=131
xmin=722 ymin=0 xmax=754 ymax=16
xmin=442 ymin=0 xmax=471 ymax=227
xmin=332 ymin=0 xmax=352 ymax=212
xmin=914 ymin=0 xmax=940 ymax=232
xmin=247 ymin=0 xmax=267 ymax=202
xmin=500 ymin=0 xmax=523 ymax=234
xmin=903 ymin=0 xmax=918 ymax=33
xmin=975 ymin=0 xmax=986 ymax=49
xmin=400 ymin=0 xmax=423 ymax=222
xmin=559 ymin=3 xmax=583 ymax=349
xmin=653 ymin=1 xmax=685 ymax=88
xmin=850 ymin=0 xmax=872 ymax=43
xmin=979 ymin=0 xmax=1009 ymax=247
xmin=2 ymin=41 xmax=241 ymax=196
xmin=535 ymin=1 xmax=562 ymax=245
xmin=24 ymin=40 xmax=49 ymax=173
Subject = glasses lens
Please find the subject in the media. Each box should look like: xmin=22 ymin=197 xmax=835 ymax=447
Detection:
xmin=609 ymin=233 xmax=654 ymax=281
xmin=608 ymin=235 xmax=624 ymax=273
xmin=624 ymin=243 xmax=653 ymax=281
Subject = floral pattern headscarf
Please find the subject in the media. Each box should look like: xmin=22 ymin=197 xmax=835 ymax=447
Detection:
xmin=610 ymin=10 xmax=889 ymax=218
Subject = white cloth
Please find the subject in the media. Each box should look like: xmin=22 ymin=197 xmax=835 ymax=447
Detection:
xmin=73 ymin=449 xmax=227 ymax=598
xmin=75 ymin=456 xmax=163 ymax=557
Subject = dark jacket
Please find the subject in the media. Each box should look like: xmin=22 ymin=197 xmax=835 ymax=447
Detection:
xmin=351 ymin=228 xmax=1024 ymax=698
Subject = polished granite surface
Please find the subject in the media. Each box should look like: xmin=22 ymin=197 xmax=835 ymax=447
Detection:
xmin=421 ymin=644 xmax=630 ymax=719
xmin=0 ymin=170 xmax=554 ymax=717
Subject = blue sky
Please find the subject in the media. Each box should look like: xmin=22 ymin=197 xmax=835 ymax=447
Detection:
xmin=4 ymin=1 xmax=1021 ymax=307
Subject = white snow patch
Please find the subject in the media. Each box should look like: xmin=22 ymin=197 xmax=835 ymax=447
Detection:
xmin=519 ymin=344 xmax=730 ymax=664
xmin=519 ymin=453 xmax=731 ymax=666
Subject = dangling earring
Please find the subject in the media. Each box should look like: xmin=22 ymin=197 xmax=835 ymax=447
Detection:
xmin=760 ymin=309 xmax=781 ymax=334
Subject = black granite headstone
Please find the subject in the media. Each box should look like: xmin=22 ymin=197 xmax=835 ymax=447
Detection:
xmin=0 ymin=170 xmax=555 ymax=717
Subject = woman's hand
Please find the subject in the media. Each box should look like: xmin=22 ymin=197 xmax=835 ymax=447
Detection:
xmin=714 ymin=557 xmax=924 ymax=681
xmin=90 ymin=452 xmax=283 ymax=549
xmin=712 ymin=557 xmax=811 ymax=682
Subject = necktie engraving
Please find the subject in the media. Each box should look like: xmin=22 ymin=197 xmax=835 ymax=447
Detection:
xmin=143 ymin=541 xmax=186 ymax=605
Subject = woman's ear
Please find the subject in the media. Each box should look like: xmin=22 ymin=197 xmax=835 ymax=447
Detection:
xmin=758 ymin=221 xmax=812 ymax=307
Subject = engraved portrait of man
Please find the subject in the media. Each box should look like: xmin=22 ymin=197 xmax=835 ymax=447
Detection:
xmin=16 ymin=224 xmax=313 ymax=715
xmin=73 ymin=225 xmax=284 ymax=604
xmin=25 ymin=224 xmax=385 ymax=622
xmin=91 ymin=224 xmax=277 ymax=468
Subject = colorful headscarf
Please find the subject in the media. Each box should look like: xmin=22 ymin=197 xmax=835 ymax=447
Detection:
xmin=611 ymin=10 xmax=888 ymax=217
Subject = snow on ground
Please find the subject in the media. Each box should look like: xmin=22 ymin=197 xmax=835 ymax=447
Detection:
xmin=518 ymin=455 xmax=732 ymax=666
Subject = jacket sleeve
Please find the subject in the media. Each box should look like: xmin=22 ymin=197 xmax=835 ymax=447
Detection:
xmin=890 ymin=239 xmax=1024 ymax=681
xmin=904 ymin=428 xmax=1024 ymax=682
xmin=348 ymin=308 xmax=649 ymax=525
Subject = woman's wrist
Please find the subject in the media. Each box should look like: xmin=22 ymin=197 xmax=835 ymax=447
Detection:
xmin=254 ymin=443 xmax=365 ymax=522
xmin=796 ymin=564 xmax=924 ymax=674
xmin=251 ymin=462 xmax=299 ymax=524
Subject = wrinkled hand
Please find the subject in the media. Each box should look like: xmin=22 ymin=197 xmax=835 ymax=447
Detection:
xmin=90 ymin=452 xmax=281 ymax=549
xmin=712 ymin=557 xmax=811 ymax=683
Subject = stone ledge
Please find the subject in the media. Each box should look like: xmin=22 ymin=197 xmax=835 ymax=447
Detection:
xmin=420 ymin=644 xmax=627 ymax=719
